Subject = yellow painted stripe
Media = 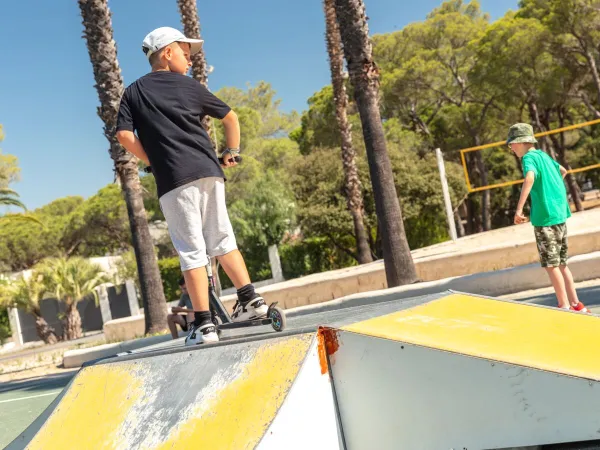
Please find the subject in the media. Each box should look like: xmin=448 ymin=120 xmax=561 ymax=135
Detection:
xmin=343 ymin=293 xmax=600 ymax=380
xmin=27 ymin=363 xmax=143 ymax=450
xmin=156 ymin=334 xmax=313 ymax=450
xmin=26 ymin=335 xmax=313 ymax=450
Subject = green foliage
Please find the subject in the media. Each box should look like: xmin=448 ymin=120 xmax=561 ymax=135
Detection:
xmin=0 ymin=278 xmax=11 ymax=345
xmin=0 ymin=139 xmax=20 ymax=190
xmin=140 ymin=174 xmax=164 ymax=222
xmin=114 ymin=249 xmax=140 ymax=298
xmin=0 ymin=311 xmax=10 ymax=345
xmin=0 ymin=271 xmax=46 ymax=316
xmin=291 ymin=127 xmax=467 ymax=253
xmin=115 ymin=251 xmax=182 ymax=304
xmin=229 ymin=171 xmax=296 ymax=248
xmin=158 ymin=257 xmax=182 ymax=302
xmin=38 ymin=256 xmax=108 ymax=307
xmin=279 ymin=237 xmax=357 ymax=279
xmin=0 ymin=184 xmax=133 ymax=272
xmin=61 ymin=184 xmax=131 ymax=257
xmin=0 ymin=197 xmax=83 ymax=271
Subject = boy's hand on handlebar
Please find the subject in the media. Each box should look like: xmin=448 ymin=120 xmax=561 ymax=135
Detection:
xmin=219 ymin=148 xmax=241 ymax=168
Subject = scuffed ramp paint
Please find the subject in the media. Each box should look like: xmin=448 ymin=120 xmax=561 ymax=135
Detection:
xmin=25 ymin=334 xmax=313 ymax=450
xmin=329 ymin=329 xmax=600 ymax=449
xmin=27 ymin=364 xmax=143 ymax=450
xmin=343 ymin=292 xmax=600 ymax=380
xmin=257 ymin=335 xmax=342 ymax=449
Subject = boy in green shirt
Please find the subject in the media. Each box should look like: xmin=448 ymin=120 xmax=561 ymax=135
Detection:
xmin=508 ymin=123 xmax=589 ymax=312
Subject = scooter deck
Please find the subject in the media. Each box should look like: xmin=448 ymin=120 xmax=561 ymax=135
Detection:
xmin=217 ymin=317 xmax=273 ymax=330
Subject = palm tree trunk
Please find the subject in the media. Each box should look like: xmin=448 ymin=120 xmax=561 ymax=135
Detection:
xmin=545 ymin=110 xmax=584 ymax=212
xmin=323 ymin=0 xmax=372 ymax=265
xmin=473 ymin=154 xmax=491 ymax=231
xmin=177 ymin=0 xmax=213 ymax=141
xmin=78 ymin=0 xmax=167 ymax=334
xmin=63 ymin=302 xmax=83 ymax=341
xmin=584 ymin=49 xmax=600 ymax=106
xmin=333 ymin=0 xmax=417 ymax=287
xmin=34 ymin=314 xmax=58 ymax=344
xmin=528 ymin=101 xmax=555 ymax=158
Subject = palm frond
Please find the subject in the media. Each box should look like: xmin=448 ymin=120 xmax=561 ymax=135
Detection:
xmin=0 ymin=196 xmax=27 ymax=210
xmin=0 ymin=213 xmax=44 ymax=227
xmin=0 ymin=188 xmax=28 ymax=211
xmin=37 ymin=256 xmax=109 ymax=306
xmin=0 ymin=272 xmax=46 ymax=314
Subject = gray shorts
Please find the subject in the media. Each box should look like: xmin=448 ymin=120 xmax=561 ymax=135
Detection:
xmin=159 ymin=177 xmax=237 ymax=271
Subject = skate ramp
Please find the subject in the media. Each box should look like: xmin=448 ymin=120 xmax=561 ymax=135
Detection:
xmin=9 ymin=333 xmax=341 ymax=450
xmin=326 ymin=293 xmax=600 ymax=449
xmin=10 ymin=292 xmax=600 ymax=450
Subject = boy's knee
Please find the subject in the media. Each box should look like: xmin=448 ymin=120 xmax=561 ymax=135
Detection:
xmin=167 ymin=314 xmax=176 ymax=322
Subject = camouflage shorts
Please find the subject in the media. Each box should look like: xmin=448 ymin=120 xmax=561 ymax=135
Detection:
xmin=534 ymin=223 xmax=568 ymax=267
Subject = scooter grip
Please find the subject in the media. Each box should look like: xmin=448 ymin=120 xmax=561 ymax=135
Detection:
xmin=219 ymin=155 xmax=242 ymax=165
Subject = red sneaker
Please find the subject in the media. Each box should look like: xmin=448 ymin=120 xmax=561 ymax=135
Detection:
xmin=570 ymin=302 xmax=591 ymax=313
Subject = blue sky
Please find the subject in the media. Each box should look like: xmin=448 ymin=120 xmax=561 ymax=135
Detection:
xmin=0 ymin=0 xmax=518 ymax=210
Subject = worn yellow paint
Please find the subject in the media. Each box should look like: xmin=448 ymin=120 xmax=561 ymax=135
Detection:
xmin=27 ymin=363 xmax=142 ymax=450
xmin=343 ymin=293 xmax=600 ymax=380
xmin=155 ymin=334 xmax=313 ymax=450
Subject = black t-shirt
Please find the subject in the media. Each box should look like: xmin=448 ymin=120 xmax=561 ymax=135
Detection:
xmin=116 ymin=71 xmax=231 ymax=198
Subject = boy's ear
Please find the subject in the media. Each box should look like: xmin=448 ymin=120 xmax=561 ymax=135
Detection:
xmin=163 ymin=45 xmax=173 ymax=60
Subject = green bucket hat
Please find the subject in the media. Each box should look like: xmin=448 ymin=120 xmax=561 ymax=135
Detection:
xmin=506 ymin=123 xmax=538 ymax=145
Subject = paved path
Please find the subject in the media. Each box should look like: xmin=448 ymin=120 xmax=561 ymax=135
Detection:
xmin=0 ymin=332 xmax=104 ymax=364
xmin=0 ymin=371 xmax=77 ymax=449
xmin=501 ymin=279 xmax=600 ymax=311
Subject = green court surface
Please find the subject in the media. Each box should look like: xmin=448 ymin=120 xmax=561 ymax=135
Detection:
xmin=0 ymin=372 xmax=75 ymax=448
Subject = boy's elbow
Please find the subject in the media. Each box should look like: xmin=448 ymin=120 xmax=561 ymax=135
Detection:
xmin=116 ymin=130 xmax=131 ymax=144
xmin=222 ymin=110 xmax=238 ymax=124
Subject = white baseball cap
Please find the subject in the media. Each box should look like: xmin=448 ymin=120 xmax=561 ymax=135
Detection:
xmin=142 ymin=27 xmax=203 ymax=59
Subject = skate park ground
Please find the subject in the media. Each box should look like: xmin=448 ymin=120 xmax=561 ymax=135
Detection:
xmin=2 ymin=280 xmax=600 ymax=449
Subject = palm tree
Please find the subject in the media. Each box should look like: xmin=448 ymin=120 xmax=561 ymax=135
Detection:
xmin=177 ymin=0 xmax=213 ymax=138
xmin=0 ymin=272 xmax=58 ymax=344
xmin=0 ymin=188 xmax=44 ymax=226
xmin=323 ymin=0 xmax=372 ymax=265
xmin=78 ymin=0 xmax=167 ymax=334
xmin=333 ymin=0 xmax=417 ymax=287
xmin=39 ymin=257 xmax=108 ymax=341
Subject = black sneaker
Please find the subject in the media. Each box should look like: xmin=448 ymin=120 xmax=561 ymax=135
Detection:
xmin=184 ymin=322 xmax=219 ymax=346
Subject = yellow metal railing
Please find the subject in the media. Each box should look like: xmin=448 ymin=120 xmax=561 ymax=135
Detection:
xmin=459 ymin=119 xmax=600 ymax=193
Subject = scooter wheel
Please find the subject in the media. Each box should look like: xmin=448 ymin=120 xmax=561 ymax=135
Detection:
xmin=212 ymin=314 xmax=223 ymax=336
xmin=269 ymin=306 xmax=286 ymax=332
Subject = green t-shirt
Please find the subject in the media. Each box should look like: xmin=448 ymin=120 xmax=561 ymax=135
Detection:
xmin=521 ymin=149 xmax=571 ymax=227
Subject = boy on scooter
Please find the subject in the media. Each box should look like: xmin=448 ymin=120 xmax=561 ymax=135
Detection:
xmin=116 ymin=27 xmax=267 ymax=345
